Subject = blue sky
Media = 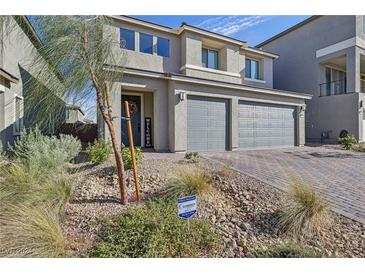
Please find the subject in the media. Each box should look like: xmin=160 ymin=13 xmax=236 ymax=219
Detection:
xmin=134 ymin=15 xmax=310 ymax=46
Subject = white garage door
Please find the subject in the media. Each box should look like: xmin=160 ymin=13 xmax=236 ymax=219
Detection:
xmin=187 ymin=96 xmax=228 ymax=152
xmin=239 ymin=101 xmax=295 ymax=149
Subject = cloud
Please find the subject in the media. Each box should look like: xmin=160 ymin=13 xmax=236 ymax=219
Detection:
xmin=196 ymin=15 xmax=271 ymax=36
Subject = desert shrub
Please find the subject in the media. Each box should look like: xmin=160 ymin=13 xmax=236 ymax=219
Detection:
xmin=0 ymin=203 xmax=65 ymax=257
xmin=89 ymin=199 xmax=221 ymax=258
xmin=165 ymin=166 xmax=212 ymax=199
xmin=121 ymin=145 xmax=143 ymax=170
xmin=338 ymin=134 xmax=357 ymax=150
xmin=354 ymin=143 xmax=365 ymax=152
xmin=0 ymin=162 xmax=73 ymax=215
xmin=252 ymin=241 xmax=320 ymax=258
xmin=9 ymin=127 xmax=81 ymax=177
xmin=184 ymin=152 xmax=200 ymax=163
xmin=86 ymin=139 xmax=112 ymax=165
xmin=276 ymin=178 xmax=330 ymax=239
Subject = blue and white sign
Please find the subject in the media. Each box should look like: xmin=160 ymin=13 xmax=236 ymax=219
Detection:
xmin=177 ymin=195 xmax=197 ymax=219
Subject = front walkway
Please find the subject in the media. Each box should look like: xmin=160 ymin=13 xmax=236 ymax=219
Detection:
xmin=203 ymin=147 xmax=365 ymax=225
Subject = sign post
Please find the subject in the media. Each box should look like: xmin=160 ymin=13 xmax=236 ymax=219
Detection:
xmin=177 ymin=195 xmax=197 ymax=232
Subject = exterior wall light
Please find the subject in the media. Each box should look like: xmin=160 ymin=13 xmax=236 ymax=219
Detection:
xmin=179 ymin=91 xmax=186 ymax=101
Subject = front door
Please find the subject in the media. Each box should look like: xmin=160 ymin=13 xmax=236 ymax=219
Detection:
xmin=121 ymin=95 xmax=141 ymax=147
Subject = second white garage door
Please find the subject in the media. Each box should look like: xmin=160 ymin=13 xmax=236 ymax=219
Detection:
xmin=239 ymin=101 xmax=295 ymax=149
xmin=187 ymin=96 xmax=228 ymax=152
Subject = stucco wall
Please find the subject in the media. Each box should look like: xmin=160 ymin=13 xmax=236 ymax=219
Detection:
xmin=107 ymin=17 xmax=276 ymax=90
xmin=106 ymin=20 xmax=181 ymax=74
xmin=168 ymin=80 xmax=306 ymax=152
xmin=262 ymin=16 xmax=362 ymax=141
xmin=0 ymin=17 xmax=65 ymax=149
xmin=102 ymin=75 xmax=169 ymax=151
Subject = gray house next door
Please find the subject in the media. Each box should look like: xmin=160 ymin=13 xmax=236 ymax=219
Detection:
xmin=187 ymin=96 xmax=228 ymax=152
xmin=239 ymin=101 xmax=295 ymax=149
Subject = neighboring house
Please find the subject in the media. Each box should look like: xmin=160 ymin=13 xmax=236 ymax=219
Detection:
xmin=0 ymin=16 xmax=70 ymax=152
xmin=65 ymin=105 xmax=86 ymax=124
xmin=257 ymin=16 xmax=365 ymax=143
xmin=99 ymin=16 xmax=312 ymax=152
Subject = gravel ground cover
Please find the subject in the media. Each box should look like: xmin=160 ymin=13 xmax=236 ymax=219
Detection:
xmin=63 ymin=152 xmax=365 ymax=257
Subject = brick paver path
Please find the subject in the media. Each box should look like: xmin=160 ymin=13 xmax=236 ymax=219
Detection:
xmin=203 ymin=147 xmax=365 ymax=224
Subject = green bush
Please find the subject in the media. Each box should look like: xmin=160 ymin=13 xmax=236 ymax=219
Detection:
xmin=184 ymin=152 xmax=200 ymax=163
xmin=338 ymin=134 xmax=357 ymax=150
xmin=276 ymin=177 xmax=330 ymax=239
xmin=86 ymin=139 xmax=112 ymax=165
xmin=165 ymin=166 xmax=212 ymax=199
xmin=121 ymin=145 xmax=143 ymax=170
xmin=9 ymin=127 xmax=81 ymax=177
xmin=252 ymin=241 xmax=320 ymax=258
xmin=89 ymin=199 xmax=221 ymax=258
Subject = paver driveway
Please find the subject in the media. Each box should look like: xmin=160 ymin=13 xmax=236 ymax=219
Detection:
xmin=203 ymin=146 xmax=365 ymax=224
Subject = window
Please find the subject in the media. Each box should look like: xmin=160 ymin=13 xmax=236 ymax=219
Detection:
xmin=202 ymin=48 xmax=218 ymax=70
xmin=157 ymin=37 xmax=170 ymax=57
xmin=245 ymin=58 xmax=260 ymax=80
xmin=324 ymin=67 xmax=346 ymax=96
xmin=120 ymin=28 xmax=135 ymax=50
xmin=14 ymin=96 xmax=23 ymax=134
xmin=139 ymin=32 xmax=153 ymax=54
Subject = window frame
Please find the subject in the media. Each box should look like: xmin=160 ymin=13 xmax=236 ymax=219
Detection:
xmin=202 ymin=47 xmax=219 ymax=70
xmin=245 ymin=58 xmax=260 ymax=80
xmin=13 ymin=95 xmax=23 ymax=135
xmin=157 ymin=36 xmax=170 ymax=58
xmin=120 ymin=28 xmax=135 ymax=51
xmin=139 ymin=32 xmax=154 ymax=55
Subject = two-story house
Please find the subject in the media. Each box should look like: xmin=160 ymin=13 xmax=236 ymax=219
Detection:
xmin=258 ymin=16 xmax=365 ymax=143
xmin=99 ymin=16 xmax=312 ymax=152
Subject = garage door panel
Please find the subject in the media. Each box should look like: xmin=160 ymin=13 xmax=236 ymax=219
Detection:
xmin=239 ymin=101 xmax=295 ymax=149
xmin=187 ymin=96 xmax=228 ymax=152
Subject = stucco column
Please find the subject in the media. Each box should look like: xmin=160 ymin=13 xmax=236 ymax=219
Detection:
xmin=153 ymin=86 xmax=169 ymax=151
xmin=230 ymin=97 xmax=239 ymax=150
xmin=168 ymin=81 xmax=187 ymax=152
xmin=346 ymin=47 xmax=361 ymax=93
xmin=297 ymin=105 xmax=306 ymax=146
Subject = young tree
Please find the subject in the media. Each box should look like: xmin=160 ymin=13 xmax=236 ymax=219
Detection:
xmin=24 ymin=16 xmax=129 ymax=204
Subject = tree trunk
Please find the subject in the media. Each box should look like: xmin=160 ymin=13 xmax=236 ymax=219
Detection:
xmin=95 ymin=84 xmax=128 ymax=205
xmin=106 ymin=119 xmax=128 ymax=205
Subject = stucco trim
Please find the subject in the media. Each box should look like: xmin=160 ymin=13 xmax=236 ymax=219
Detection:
xmin=170 ymin=74 xmax=312 ymax=100
xmin=180 ymin=64 xmax=241 ymax=78
xmin=0 ymin=68 xmax=19 ymax=84
xmin=116 ymin=67 xmax=313 ymax=100
xmin=244 ymin=47 xmax=279 ymax=59
xmin=316 ymin=37 xmax=357 ymax=58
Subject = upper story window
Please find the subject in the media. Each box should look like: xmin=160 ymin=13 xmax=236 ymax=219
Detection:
xmin=245 ymin=58 xmax=260 ymax=80
xmin=139 ymin=33 xmax=153 ymax=54
xmin=363 ymin=16 xmax=365 ymax=33
xmin=202 ymin=48 xmax=218 ymax=70
xmin=157 ymin=37 xmax=170 ymax=57
xmin=120 ymin=28 xmax=135 ymax=50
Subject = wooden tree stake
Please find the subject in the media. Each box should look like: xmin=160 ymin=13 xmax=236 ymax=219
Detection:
xmin=124 ymin=100 xmax=141 ymax=203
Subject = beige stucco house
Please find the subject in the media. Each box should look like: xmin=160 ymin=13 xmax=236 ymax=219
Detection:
xmin=99 ymin=16 xmax=312 ymax=152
